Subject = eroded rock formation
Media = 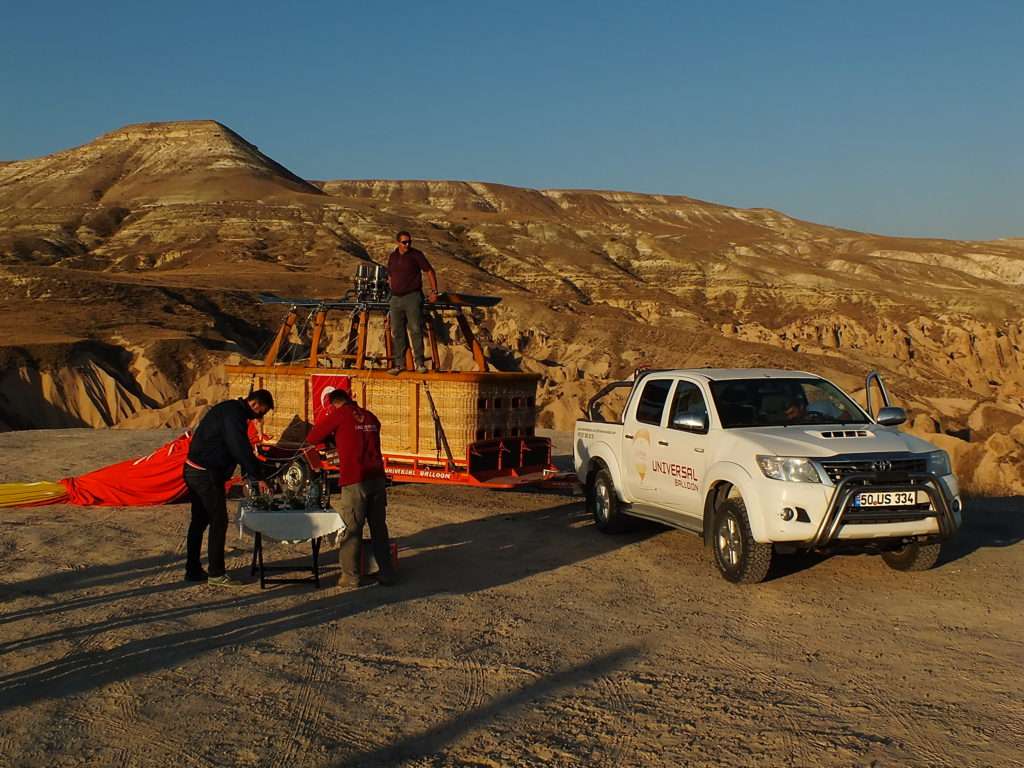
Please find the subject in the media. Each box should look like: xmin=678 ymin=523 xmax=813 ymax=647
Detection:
xmin=2 ymin=121 xmax=1022 ymax=492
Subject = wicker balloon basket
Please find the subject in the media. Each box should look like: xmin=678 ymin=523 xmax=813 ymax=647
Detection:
xmin=225 ymin=365 xmax=551 ymax=486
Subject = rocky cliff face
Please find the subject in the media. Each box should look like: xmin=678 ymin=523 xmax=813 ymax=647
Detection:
xmin=2 ymin=122 xmax=1023 ymax=492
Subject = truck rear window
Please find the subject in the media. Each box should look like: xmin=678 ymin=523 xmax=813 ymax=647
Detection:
xmin=635 ymin=379 xmax=673 ymax=425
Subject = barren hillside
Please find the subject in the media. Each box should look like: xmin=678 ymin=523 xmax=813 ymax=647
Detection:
xmin=1 ymin=121 xmax=1022 ymax=490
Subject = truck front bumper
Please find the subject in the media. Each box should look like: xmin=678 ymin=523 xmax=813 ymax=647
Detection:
xmin=757 ymin=472 xmax=962 ymax=545
xmin=810 ymin=472 xmax=961 ymax=548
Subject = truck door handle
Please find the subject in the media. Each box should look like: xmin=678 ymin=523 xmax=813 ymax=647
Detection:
xmin=625 ymin=434 xmax=634 ymax=440
xmin=657 ymin=440 xmax=669 ymax=446
xmin=694 ymin=447 xmax=705 ymax=453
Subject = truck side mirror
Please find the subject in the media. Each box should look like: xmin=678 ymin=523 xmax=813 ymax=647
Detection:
xmin=876 ymin=406 xmax=907 ymax=426
xmin=672 ymin=412 xmax=709 ymax=433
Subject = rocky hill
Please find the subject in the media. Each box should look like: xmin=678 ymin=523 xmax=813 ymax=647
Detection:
xmin=1 ymin=120 xmax=1022 ymax=492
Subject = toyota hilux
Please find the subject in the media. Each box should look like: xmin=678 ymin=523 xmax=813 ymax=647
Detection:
xmin=573 ymin=369 xmax=962 ymax=583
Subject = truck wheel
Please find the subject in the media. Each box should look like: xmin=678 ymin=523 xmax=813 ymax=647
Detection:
xmin=712 ymin=498 xmax=772 ymax=584
xmin=589 ymin=468 xmax=629 ymax=534
xmin=881 ymin=541 xmax=941 ymax=572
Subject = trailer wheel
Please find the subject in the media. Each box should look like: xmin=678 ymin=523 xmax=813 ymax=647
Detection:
xmin=712 ymin=497 xmax=772 ymax=584
xmin=589 ymin=468 xmax=630 ymax=533
xmin=881 ymin=541 xmax=941 ymax=572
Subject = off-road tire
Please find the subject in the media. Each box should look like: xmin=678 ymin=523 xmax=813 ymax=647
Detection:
xmin=881 ymin=541 xmax=942 ymax=572
xmin=712 ymin=497 xmax=773 ymax=584
xmin=589 ymin=468 xmax=630 ymax=533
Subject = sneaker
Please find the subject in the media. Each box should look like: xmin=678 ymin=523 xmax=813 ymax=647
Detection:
xmin=207 ymin=574 xmax=245 ymax=588
xmin=387 ymin=367 xmax=402 ymax=376
xmin=374 ymin=570 xmax=398 ymax=587
xmin=414 ymin=365 xmax=428 ymax=374
xmin=338 ymin=574 xmax=373 ymax=589
xmin=184 ymin=569 xmax=208 ymax=583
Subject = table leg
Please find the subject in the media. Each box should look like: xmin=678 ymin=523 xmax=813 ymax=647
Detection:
xmin=312 ymin=537 xmax=322 ymax=589
xmin=250 ymin=532 xmax=260 ymax=576
xmin=256 ymin=532 xmax=266 ymax=589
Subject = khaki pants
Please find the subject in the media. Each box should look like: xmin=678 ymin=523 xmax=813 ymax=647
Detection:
xmin=337 ymin=476 xmax=392 ymax=578
xmin=389 ymin=291 xmax=425 ymax=368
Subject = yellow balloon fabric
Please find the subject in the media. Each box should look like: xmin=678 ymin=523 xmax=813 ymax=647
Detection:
xmin=0 ymin=482 xmax=69 ymax=508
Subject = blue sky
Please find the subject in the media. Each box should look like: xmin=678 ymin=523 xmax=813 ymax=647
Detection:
xmin=1 ymin=1 xmax=1021 ymax=239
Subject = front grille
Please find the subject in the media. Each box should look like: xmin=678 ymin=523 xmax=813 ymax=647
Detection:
xmin=843 ymin=507 xmax=933 ymax=525
xmin=819 ymin=456 xmax=927 ymax=484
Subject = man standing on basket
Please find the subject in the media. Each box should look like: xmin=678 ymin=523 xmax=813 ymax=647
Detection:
xmin=387 ymin=230 xmax=439 ymax=375
xmin=306 ymin=388 xmax=396 ymax=587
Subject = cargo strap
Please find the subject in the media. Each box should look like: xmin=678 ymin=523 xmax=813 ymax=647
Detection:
xmin=422 ymin=381 xmax=455 ymax=470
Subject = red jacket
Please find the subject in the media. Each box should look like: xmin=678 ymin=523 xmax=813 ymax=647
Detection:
xmin=306 ymin=402 xmax=385 ymax=486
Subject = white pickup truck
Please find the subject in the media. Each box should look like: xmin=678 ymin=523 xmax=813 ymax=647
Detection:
xmin=574 ymin=368 xmax=963 ymax=583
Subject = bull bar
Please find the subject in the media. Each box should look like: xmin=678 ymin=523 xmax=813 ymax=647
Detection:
xmin=810 ymin=472 xmax=959 ymax=548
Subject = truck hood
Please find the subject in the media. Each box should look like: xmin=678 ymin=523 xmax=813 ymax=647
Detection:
xmin=730 ymin=426 xmax=939 ymax=458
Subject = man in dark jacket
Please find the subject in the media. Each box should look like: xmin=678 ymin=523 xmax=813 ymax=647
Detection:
xmin=184 ymin=390 xmax=274 ymax=586
xmin=305 ymin=388 xmax=395 ymax=587
xmin=387 ymin=231 xmax=439 ymax=375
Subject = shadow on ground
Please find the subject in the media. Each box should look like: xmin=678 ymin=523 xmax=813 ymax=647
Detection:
xmin=939 ymin=495 xmax=1024 ymax=564
xmin=330 ymin=643 xmax=643 ymax=768
xmin=0 ymin=498 xmax=653 ymax=710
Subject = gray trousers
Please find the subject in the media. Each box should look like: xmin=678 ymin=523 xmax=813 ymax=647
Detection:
xmin=389 ymin=291 xmax=425 ymax=368
xmin=337 ymin=476 xmax=392 ymax=577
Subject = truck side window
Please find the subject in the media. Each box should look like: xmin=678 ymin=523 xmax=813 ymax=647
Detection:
xmin=635 ymin=379 xmax=672 ymax=425
xmin=669 ymin=382 xmax=708 ymax=429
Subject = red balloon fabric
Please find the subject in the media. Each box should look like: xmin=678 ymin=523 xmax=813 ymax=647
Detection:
xmin=58 ymin=433 xmax=193 ymax=507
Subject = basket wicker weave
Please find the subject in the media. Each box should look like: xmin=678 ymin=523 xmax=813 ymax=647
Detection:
xmin=227 ymin=366 xmax=538 ymax=462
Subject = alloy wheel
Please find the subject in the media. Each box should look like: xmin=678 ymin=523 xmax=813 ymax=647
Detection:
xmin=717 ymin=514 xmax=743 ymax=568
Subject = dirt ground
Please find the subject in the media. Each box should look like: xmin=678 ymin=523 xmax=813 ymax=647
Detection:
xmin=0 ymin=429 xmax=1022 ymax=768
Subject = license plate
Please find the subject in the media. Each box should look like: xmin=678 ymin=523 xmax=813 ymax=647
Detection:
xmin=853 ymin=490 xmax=921 ymax=507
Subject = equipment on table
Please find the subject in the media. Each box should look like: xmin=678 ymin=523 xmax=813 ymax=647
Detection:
xmin=238 ymin=450 xmax=340 ymax=588
xmin=244 ymin=452 xmax=331 ymax=512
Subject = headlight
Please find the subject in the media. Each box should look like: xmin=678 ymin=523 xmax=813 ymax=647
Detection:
xmin=925 ymin=450 xmax=952 ymax=476
xmin=756 ymin=455 xmax=822 ymax=483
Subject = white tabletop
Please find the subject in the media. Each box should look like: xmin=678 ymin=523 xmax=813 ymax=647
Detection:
xmin=237 ymin=503 xmax=346 ymax=543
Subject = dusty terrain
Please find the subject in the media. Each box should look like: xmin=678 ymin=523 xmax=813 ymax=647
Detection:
xmin=2 ymin=120 xmax=1024 ymax=492
xmin=1 ymin=429 xmax=1021 ymax=767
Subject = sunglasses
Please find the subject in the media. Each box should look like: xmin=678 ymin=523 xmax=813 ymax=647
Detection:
xmin=398 ymin=240 xmax=412 ymax=245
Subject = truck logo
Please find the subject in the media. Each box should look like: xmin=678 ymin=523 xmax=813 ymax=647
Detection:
xmin=634 ymin=428 xmax=651 ymax=481
xmin=652 ymin=460 xmax=700 ymax=491
xmin=871 ymin=460 xmax=893 ymax=472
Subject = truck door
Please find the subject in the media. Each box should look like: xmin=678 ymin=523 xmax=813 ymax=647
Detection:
xmin=648 ymin=380 xmax=710 ymax=517
xmin=623 ymin=377 xmax=673 ymax=501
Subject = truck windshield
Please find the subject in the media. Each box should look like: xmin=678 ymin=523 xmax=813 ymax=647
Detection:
xmin=709 ymin=378 xmax=870 ymax=428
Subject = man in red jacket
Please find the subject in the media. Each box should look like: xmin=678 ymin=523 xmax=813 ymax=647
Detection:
xmin=306 ymin=388 xmax=396 ymax=587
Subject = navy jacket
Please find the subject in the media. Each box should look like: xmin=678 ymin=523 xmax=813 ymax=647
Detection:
xmin=186 ymin=399 xmax=264 ymax=482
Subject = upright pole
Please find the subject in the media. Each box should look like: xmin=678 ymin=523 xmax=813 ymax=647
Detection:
xmin=343 ymin=311 xmax=360 ymax=370
xmin=308 ymin=309 xmax=326 ymax=368
xmin=264 ymin=310 xmax=298 ymax=366
xmin=383 ymin=315 xmax=395 ymax=368
xmin=425 ymin=311 xmax=442 ymax=371
xmin=355 ymin=309 xmax=370 ymax=369
xmin=455 ymin=309 xmax=488 ymax=372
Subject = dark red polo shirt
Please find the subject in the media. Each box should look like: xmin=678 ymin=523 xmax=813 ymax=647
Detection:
xmin=306 ymin=402 xmax=386 ymax=487
xmin=387 ymin=247 xmax=433 ymax=296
